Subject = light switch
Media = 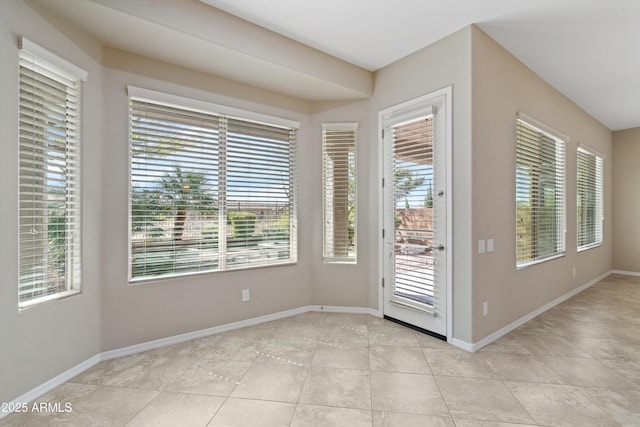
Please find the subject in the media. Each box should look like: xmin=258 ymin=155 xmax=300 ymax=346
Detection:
xmin=487 ymin=238 xmax=494 ymax=252
xmin=478 ymin=239 xmax=486 ymax=254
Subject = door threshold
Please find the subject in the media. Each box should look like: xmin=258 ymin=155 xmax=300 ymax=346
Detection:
xmin=383 ymin=315 xmax=446 ymax=341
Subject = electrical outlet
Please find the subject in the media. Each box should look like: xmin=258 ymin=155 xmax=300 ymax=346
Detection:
xmin=487 ymin=238 xmax=494 ymax=252
xmin=478 ymin=240 xmax=486 ymax=254
xmin=482 ymin=301 xmax=488 ymax=316
xmin=242 ymin=289 xmax=250 ymax=302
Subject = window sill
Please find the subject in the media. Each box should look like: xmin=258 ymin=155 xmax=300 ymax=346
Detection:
xmin=516 ymin=252 xmax=566 ymax=270
xmin=577 ymin=242 xmax=603 ymax=252
xmin=128 ymin=259 xmax=298 ymax=286
xmin=323 ymin=258 xmax=357 ymax=265
xmin=19 ymin=289 xmax=81 ymax=311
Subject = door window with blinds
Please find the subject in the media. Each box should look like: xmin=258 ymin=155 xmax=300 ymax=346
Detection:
xmin=577 ymin=146 xmax=603 ymax=251
xmin=18 ymin=38 xmax=86 ymax=308
xmin=390 ymin=116 xmax=437 ymax=307
xmin=129 ymin=88 xmax=298 ymax=282
xmin=322 ymin=123 xmax=357 ymax=263
xmin=515 ymin=114 xmax=566 ymax=268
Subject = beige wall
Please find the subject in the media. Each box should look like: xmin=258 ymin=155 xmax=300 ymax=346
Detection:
xmin=371 ymin=27 xmax=474 ymax=342
xmin=0 ymin=1 xmax=103 ymax=403
xmin=470 ymin=26 xmax=613 ymax=342
xmin=613 ymin=128 xmax=640 ymax=273
xmin=100 ymin=48 xmax=315 ymax=350
xmin=309 ymin=101 xmax=373 ymax=308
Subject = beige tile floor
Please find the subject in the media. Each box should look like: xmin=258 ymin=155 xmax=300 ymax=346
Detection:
xmin=2 ymin=274 xmax=639 ymax=426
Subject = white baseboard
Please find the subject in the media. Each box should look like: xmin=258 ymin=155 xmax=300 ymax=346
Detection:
xmin=101 ymin=305 xmax=311 ymax=361
xmin=611 ymin=269 xmax=640 ymax=277
xmin=0 ymin=304 xmax=375 ymax=419
xmin=1 ymin=354 xmax=101 ymax=419
xmin=466 ymin=270 xmax=613 ymax=353
xmin=450 ymin=338 xmax=475 ymax=352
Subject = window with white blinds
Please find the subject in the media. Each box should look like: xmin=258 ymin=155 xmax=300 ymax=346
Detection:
xmin=577 ymin=147 xmax=603 ymax=251
xmin=322 ymin=123 xmax=357 ymax=263
xmin=515 ymin=116 xmax=566 ymax=268
xmin=18 ymin=38 xmax=86 ymax=308
xmin=129 ymin=90 xmax=297 ymax=282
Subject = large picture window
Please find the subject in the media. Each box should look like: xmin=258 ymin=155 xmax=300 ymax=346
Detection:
xmin=322 ymin=123 xmax=357 ymax=263
xmin=18 ymin=38 xmax=86 ymax=308
xmin=577 ymin=146 xmax=603 ymax=250
xmin=515 ymin=115 xmax=566 ymax=268
xmin=129 ymin=88 xmax=298 ymax=282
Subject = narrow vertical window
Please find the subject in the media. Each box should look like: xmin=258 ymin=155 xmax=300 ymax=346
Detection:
xmin=322 ymin=123 xmax=357 ymax=263
xmin=515 ymin=114 xmax=566 ymax=267
xmin=18 ymin=38 xmax=86 ymax=308
xmin=577 ymin=146 xmax=603 ymax=250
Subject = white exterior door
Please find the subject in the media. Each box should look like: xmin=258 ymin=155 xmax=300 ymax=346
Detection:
xmin=380 ymin=88 xmax=451 ymax=338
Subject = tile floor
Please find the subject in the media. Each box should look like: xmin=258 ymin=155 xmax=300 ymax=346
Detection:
xmin=2 ymin=274 xmax=639 ymax=426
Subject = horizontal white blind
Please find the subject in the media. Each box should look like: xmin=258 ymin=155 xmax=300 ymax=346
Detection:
xmin=225 ymin=117 xmax=297 ymax=269
xmin=516 ymin=118 xmax=566 ymax=267
xmin=393 ymin=118 xmax=434 ymax=209
xmin=577 ymin=147 xmax=603 ymax=250
xmin=130 ymin=98 xmax=296 ymax=281
xmin=392 ymin=117 xmax=435 ymax=306
xmin=322 ymin=124 xmax=357 ymax=262
xmin=19 ymin=45 xmax=83 ymax=307
xmin=130 ymin=100 xmax=220 ymax=280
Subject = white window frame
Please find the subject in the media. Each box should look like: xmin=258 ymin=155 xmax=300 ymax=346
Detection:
xmin=18 ymin=37 xmax=86 ymax=309
xmin=515 ymin=113 xmax=567 ymax=269
xmin=322 ymin=123 xmax=358 ymax=263
xmin=128 ymin=87 xmax=299 ymax=283
xmin=577 ymin=145 xmax=604 ymax=251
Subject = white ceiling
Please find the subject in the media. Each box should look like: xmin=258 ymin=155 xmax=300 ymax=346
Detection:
xmin=34 ymin=0 xmax=640 ymax=131
xmin=205 ymin=0 xmax=640 ymax=131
